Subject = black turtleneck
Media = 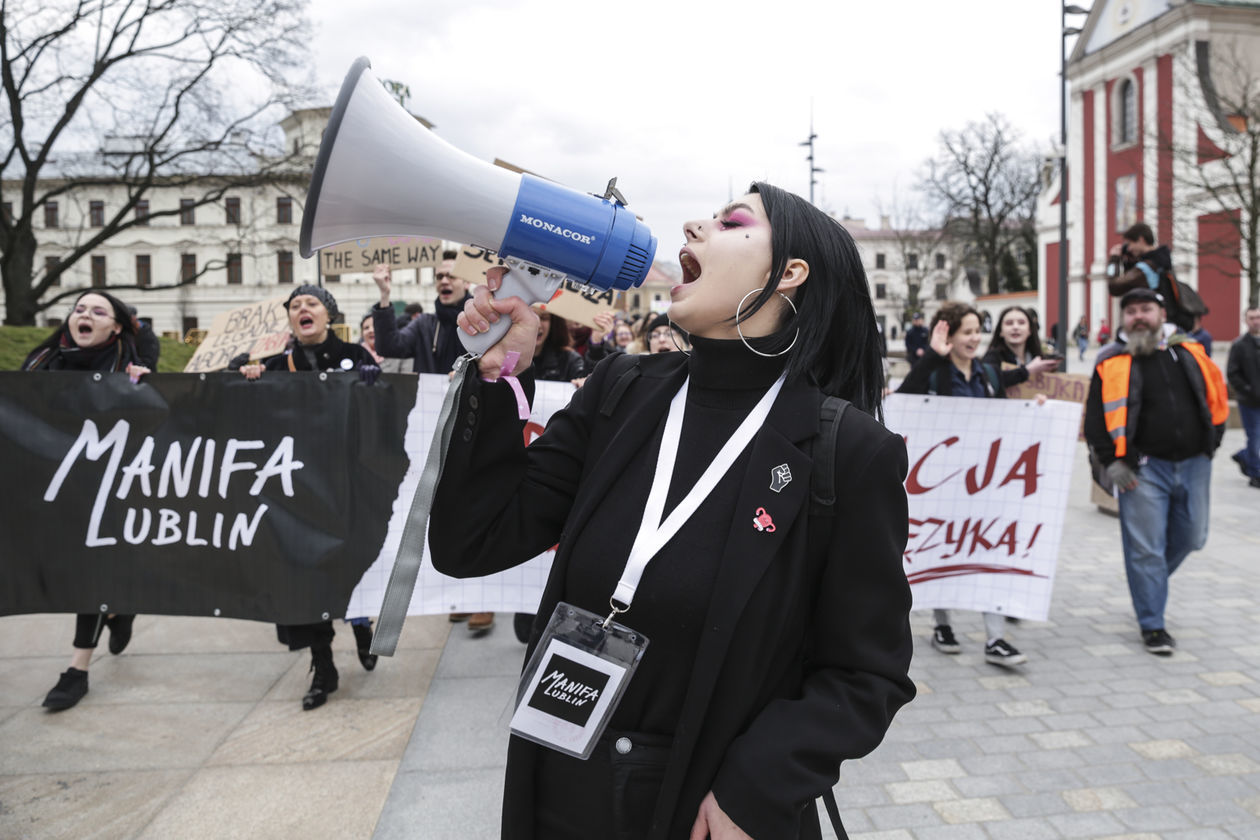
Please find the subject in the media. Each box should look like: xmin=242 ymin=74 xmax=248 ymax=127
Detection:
xmin=560 ymin=338 xmax=786 ymax=735
xmin=432 ymin=293 xmax=472 ymax=374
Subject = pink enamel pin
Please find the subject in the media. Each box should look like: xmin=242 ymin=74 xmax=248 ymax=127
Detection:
xmin=753 ymin=507 xmax=776 ymax=533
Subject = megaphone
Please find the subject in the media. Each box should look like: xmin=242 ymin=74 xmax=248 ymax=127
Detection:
xmin=300 ymin=57 xmax=657 ymax=355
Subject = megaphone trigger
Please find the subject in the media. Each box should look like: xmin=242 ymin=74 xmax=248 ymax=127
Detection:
xmin=458 ymin=258 xmax=565 ymax=358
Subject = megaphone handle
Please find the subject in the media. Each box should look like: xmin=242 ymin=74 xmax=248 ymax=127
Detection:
xmin=459 ymin=269 xmax=563 ymax=357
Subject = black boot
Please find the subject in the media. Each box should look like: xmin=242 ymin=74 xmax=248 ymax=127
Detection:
xmin=106 ymin=614 xmax=135 ymax=655
xmin=43 ymin=668 xmax=89 ymax=710
xmin=302 ymin=645 xmax=339 ymax=711
xmin=352 ymin=621 xmax=378 ymax=672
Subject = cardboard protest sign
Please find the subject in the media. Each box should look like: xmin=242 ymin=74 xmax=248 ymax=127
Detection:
xmin=1003 ymin=365 xmax=1090 ymax=438
xmin=540 ymin=279 xmax=620 ymax=330
xmin=884 ymin=393 xmax=1081 ymax=621
xmin=319 ymin=236 xmax=443 ymax=275
xmin=184 ymin=298 xmax=290 ymax=373
xmin=451 ymin=244 xmax=503 ymax=286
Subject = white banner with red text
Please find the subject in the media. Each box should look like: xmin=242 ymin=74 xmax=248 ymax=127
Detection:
xmin=884 ymin=393 xmax=1081 ymax=621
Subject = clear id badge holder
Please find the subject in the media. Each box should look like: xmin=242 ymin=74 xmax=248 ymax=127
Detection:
xmin=509 ymin=602 xmax=648 ymax=760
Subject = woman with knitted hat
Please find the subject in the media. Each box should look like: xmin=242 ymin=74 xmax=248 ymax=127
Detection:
xmin=240 ymin=284 xmax=381 ymax=710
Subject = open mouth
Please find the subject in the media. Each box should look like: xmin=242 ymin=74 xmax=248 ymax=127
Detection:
xmin=679 ymin=249 xmax=701 ymax=284
xmin=299 ymin=316 xmax=314 ymax=329
xmin=77 ymin=323 xmax=93 ymax=336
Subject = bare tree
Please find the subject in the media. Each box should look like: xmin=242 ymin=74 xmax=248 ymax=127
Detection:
xmin=0 ymin=0 xmax=312 ymax=324
xmin=918 ymin=113 xmax=1042 ymax=295
xmin=1157 ymin=39 xmax=1260 ymax=309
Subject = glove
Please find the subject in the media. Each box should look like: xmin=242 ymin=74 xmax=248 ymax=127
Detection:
xmin=358 ymin=363 xmax=381 ymax=386
xmin=1105 ymin=460 xmax=1139 ymax=493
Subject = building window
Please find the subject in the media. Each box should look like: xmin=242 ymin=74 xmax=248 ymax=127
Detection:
xmin=182 ymin=316 xmax=199 ymax=335
xmin=89 ymin=200 xmax=105 ymax=227
xmin=2 ymin=201 xmax=12 ymax=223
xmin=276 ymin=196 xmax=293 ymax=224
xmin=875 ymin=253 xmax=885 ymax=269
xmin=935 ymin=283 xmax=948 ymax=300
xmin=874 ymin=283 xmax=886 ymax=299
xmin=45 ymin=256 xmax=61 ymax=287
xmin=225 ymin=197 xmax=241 ymax=225
xmin=180 ymin=199 xmax=195 ymax=225
xmin=908 ymin=283 xmax=921 ymax=302
xmin=277 ymin=250 xmax=293 ymax=284
xmin=135 ymin=200 xmax=150 ymax=226
xmin=1115 ymin=175 xmax=1138 ymax=231
xmin=91 ymin=255 xmax=106 ymax=287
xmin=1117 ymin=78 xmax=1136 ymax=145
xmin=44 ymin=201 xmax=59 ymax=228
xmin=907 ymin=253 xmax=919 ymax=270
xmin=135 ymin=255 xmax=151 ymax=287
xmin=181 ymin=253 xmax=197 ymax=284
xmin=226 ymin=252 xmax=242 ymax=285
xmin=935 ymin=253 xmax=946 ymax=270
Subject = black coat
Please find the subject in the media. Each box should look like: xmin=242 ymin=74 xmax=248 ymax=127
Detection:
xmin=260 ymin=332 xmax=374 ymax=373
xmin=898 ymin=347 xmax=1005 ymax=398
xmin=429 ymin=352 xmax=915 ymax=839
xmin=1227 ymin=333 xmax=1260 ymax=407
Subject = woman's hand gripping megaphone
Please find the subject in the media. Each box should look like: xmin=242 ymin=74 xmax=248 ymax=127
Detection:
xmin=458 ymin=266 xmax=542 ymax=380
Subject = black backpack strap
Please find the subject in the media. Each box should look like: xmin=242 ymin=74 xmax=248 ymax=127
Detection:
xmin=812 ymin=395 xmax=850 ymax=839
xmin=810 ymin=396 xmax=849 ymax=517
xmin=822 ymin=789 xmax=849 ymax=839
xmin=598 ymin=355 xmax=642 ymax=417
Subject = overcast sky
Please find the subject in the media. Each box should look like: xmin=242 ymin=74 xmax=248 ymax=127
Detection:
xmin=306 ymin=0 xmax=1078 ymax=262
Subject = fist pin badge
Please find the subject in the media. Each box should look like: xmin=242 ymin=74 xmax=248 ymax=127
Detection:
xmin=770 ymin=464 xmax=792 ymax=493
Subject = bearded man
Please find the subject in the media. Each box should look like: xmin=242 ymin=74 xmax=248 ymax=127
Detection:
xmin=1084 ymin=288 xmax=1229 ymax=655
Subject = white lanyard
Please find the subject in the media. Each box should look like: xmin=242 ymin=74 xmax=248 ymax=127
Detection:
xmin=606 ymin=373 xmax=787 ymax=624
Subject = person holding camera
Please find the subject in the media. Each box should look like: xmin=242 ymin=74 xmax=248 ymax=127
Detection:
xmin=1107 ymin=223 xmax=1172 ymax=298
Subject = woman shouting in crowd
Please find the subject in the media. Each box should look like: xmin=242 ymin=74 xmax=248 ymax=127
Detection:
xmin=24 ymin=291 xmax=152 ymax=710
xmin=239 ymin=285 xmax=381 ymax=710
xmin=429 ymin=183 xmax=915 ymax=839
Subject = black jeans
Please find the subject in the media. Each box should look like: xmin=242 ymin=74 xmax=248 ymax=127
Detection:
xmin=533 ymin=729 xmax=672 ymax=840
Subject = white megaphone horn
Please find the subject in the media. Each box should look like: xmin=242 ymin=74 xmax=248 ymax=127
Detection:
xmin=301 ymin=57 xmax=657 ymax=355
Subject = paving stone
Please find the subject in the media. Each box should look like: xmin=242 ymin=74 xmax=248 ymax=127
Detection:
xmin=1001 ymin=792 xmax=1075 ymax=818
xmin=1113 ymin=804 xmax=1196 ymax=831
xmin=1129 ymin=738 xmax=1198 ymax=759
xmin=885 ymin=779 xmax=959 ymax=804
xmin=950 ymin=773 xmax=1026 ymax=798
xmin=1061 ymin=786 xmax=1138 ymax=811
xmin=865 ymin=803 xmax=946 ymax=830
xmin=1028 ymin=730 xmax=1091 ymax=749
xmin=1047 ymin=811 xmax=1128 ymax=837
xmin=932 ymin=797 xmax=1010 ymax=823
xmin=985 ymin=817 xmax=1064 ymax=839
xmin=1191 ymin=753 xmax=1260 ymax=775
xmin=900 ymin=759 xmax=966 ymax=781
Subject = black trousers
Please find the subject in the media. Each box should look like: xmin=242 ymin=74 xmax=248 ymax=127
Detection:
xmin=276 ymin=621 xmax=334 ymax=651
xmin=533 ymin=729 xmax=671 ymax=840
xmin=72 ymin=613 xmax=135 ymax=649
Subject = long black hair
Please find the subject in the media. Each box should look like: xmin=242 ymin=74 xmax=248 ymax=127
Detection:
xmin=23 ymin=289 xmax=140 ymax=367
xmin=737 ymin=182 xmax=884 ymax=417
xmin=986 ymin=305 xmax=1044 ymax=361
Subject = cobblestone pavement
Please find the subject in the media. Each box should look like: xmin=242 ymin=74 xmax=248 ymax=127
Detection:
xmin=834 ymin=429 xmax=1260 ymax=840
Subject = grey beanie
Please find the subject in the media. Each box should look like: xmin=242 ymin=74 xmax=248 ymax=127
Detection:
xmin=287 ymin=284 xmax=340 ymax=321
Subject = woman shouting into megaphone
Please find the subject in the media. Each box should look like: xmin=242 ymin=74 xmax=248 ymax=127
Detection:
xmin=429 ymin=183 xmax=914 ymax=840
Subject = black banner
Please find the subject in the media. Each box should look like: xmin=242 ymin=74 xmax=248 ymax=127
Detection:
xmin=0 ymin=371 xmax=416 ymax=625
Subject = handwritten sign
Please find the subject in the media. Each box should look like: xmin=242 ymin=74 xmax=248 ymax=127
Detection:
xmin=184 ymin=298 xmax=290 ymax=373
xmin=451 ymin=244 xmax=503 ymax=286
xmin=1003 ymin=366 xmax=1090 ymax=438
xmin=540 ymin=279 xmax=620 ymax=330
xmin=884 ymin=394 xmax=1081 ymax=621
xmin=320 ymin=236 xmax=443 ymax=274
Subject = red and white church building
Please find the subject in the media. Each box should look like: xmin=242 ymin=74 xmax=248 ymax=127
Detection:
xmin=1037 ymin=0 xmax=1259 ymax=344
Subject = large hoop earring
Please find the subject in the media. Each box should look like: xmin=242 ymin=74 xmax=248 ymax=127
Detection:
xmin=735 ymin=289 xmax=799 ymax=358
xmin=667 ymin=319 xmax=691 ymax=356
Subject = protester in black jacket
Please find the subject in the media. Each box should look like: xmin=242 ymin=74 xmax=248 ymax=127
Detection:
xmin=370 ymin=259 xmax=471 ymax=374
xmin=24 ymin=290 xmax=152 ymax=711
xmin=1227 ymin=306 xmax=1260 ymax=486
xmin=431 ymin=182 xmax=914 ymax=839
xmin=239 ymin=284 xmax=380 ymax=710
xmin=982 ymin=305 xmax=1060 ymax=390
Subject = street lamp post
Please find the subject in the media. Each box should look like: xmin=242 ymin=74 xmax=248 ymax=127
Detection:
xmin=799 ymin=107 xmax=824 ymax=205
xmin=1060 ymin=4 xmax=1089 ymax=368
